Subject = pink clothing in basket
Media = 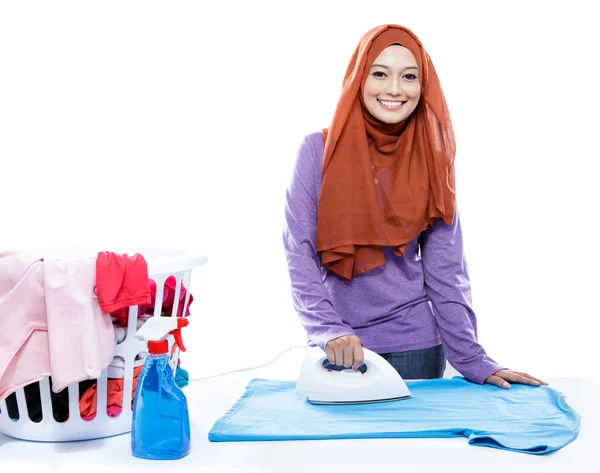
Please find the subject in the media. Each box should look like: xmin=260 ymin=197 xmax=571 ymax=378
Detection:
xmin=43 ymin=256 xmax=115 ymax=392
xmin=0 ymin=252 xmax=48 ymax=403
xmin=0 ymin=252 xmax=115 ymax=402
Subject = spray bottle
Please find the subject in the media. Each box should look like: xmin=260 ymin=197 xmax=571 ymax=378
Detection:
xmin=131 ymin=317 xmax=191 ymax=460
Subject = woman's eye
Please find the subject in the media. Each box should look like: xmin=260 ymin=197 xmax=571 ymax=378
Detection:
xmin=372 ymin=71 xmax=386 ymax=78
xmin=404 ymin=74 xmax=417 ymax=80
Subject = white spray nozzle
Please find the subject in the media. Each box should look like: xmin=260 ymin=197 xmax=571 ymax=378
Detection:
xmin=136 ymin=317 xmax=189 ymax=352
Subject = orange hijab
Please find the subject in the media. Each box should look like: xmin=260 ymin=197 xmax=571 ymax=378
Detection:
xmin=316 ymin=24 xmax=456 ymax=280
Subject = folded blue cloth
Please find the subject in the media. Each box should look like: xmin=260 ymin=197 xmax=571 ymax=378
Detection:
xmin=208 ymin=377 xmax=580 ymax=455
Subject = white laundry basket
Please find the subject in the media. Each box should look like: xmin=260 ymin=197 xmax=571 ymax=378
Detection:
xmin=0 ymin=247 xmax=207 ymax=442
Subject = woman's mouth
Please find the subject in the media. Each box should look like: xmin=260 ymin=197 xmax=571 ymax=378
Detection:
xmin=377 ymin=99 xmax=406 ymax=111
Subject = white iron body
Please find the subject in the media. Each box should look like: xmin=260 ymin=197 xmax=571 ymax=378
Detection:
xmin=295 ymin=346 xmax=411 ymax=404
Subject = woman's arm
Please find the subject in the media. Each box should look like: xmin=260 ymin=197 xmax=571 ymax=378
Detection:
xmin=283 ymin=135 xmax=356 ymax=351
xmin=420 ymin=205 xmax=506 ymax=384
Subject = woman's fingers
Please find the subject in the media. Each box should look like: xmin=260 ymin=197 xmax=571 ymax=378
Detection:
xmin=325 ymin=345 xmax=336 ymax=365
xmin=486 ymin=370 xmax=550 ymax=388
xmin=352 ymin=344 xmax=364 ymax=370
xmin=343 ymin=345 xmax=354 ymax=367
xmin=326 ymin=335 xmax=363 ymax=367
xmin=500 ymin=371 xmax=548 ymax=386
xmin=326 ymin=339 xmax=352 ymax=366
xmin=335 ymin=345 xmax=345 ymax=366
xmin=486 ymin=375 xmax=512 ymax=389
xmin=513 ymin=372 xmax=549 ymax=386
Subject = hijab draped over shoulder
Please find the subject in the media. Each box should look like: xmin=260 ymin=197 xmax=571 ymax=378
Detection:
xmin=317 ymin=24 xmax=456 ymax=280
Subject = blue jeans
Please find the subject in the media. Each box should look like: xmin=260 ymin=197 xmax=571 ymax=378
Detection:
xmin=380 ymin=344 xmax=446 ymax=380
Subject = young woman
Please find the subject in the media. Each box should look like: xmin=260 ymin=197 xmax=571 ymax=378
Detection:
xmin=283 ymin=24 xmax=547 ymax=389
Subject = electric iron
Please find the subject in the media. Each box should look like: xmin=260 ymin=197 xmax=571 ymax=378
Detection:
xmin=295 ymin=346 xmax=411 ymax=405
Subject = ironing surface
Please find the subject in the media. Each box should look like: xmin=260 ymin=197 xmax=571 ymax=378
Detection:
xmin=208 ymin=377 xmax=581 ymax=455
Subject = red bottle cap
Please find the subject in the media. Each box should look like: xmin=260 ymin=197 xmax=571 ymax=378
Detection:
xmin=148 ymin=340 xmax=168 ymax=355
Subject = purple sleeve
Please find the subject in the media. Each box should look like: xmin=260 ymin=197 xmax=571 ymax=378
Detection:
xmin=420 ymin=207 xmax=506 ymax=384
xmin=283 ymin=135 xmax=356 ymax=350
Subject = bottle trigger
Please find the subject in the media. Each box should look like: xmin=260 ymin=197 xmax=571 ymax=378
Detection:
xmin=172 ymin=318 xmax=189 ymax=352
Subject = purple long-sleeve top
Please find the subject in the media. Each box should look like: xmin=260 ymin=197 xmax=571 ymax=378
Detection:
xmin=283 ymin=132 xmax=505 ymax=385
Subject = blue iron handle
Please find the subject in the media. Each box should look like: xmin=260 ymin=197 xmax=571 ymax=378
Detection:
xmin=321 ymin=359 xmax=367 ymax=374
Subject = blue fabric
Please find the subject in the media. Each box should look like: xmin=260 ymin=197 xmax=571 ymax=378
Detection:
xmin=208 ymin=377 xmax=580 ymax=455
xmin=175 ymin=365 xmax=189 ymax=388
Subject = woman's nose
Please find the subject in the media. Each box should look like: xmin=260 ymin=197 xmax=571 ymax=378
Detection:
xmin=385 ymin=78 xmax=402 ymax=96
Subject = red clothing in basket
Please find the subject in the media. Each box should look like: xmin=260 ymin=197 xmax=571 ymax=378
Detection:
xmin=95 ymin=252 xmax=151 ymax=313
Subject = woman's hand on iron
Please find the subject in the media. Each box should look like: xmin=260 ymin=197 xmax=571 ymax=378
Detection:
xmin=326 ymin=335 xmax=364 ymax=370
xmin=485 ymin=369 xmax=549 ymax=389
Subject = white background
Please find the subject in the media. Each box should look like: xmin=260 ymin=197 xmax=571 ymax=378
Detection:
xmin=1 ymin=1 xmax=598 ymax=384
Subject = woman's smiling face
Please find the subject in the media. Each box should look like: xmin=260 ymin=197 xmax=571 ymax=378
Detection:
xmin=362 ymin=45 xmax=421 ymax=124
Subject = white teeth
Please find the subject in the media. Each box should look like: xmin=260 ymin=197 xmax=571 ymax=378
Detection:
xmin=378 ymin=99 xmax=405 ymax=107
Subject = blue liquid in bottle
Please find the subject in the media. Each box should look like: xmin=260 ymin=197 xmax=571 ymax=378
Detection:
xmin=131 ymin=353 xmax=191 ymax=460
